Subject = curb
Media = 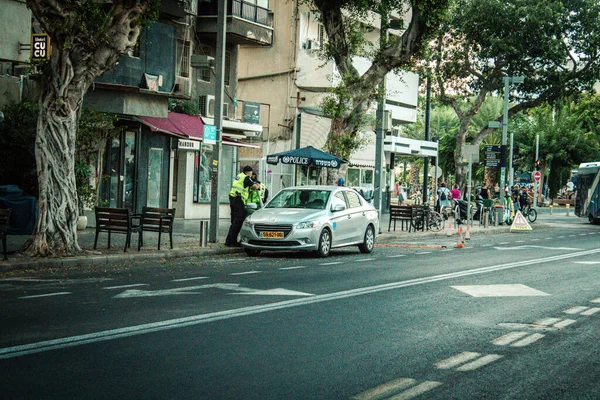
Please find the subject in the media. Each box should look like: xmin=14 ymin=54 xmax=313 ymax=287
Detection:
xmin=0 ymin=247 xmax=244 ymax=272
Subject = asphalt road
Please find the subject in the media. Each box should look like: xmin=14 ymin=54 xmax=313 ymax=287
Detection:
xmin=1 ymin=215 xmax=600 ymax=399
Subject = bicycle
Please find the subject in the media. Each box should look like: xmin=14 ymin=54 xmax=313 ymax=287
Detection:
xmin=521 ymin=204 xmax=537 ymax=223
xmin=411 ymin=205 xmax=444 ymax=231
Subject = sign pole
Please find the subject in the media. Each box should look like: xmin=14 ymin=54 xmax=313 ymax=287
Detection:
xmin=534 ymin=134 xmax=539 ymax=207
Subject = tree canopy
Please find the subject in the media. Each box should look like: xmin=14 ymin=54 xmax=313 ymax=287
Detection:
xmin=431 ymin=0 xmax=600 ymax=186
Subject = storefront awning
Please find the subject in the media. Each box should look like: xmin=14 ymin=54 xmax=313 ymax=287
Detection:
xmin=137 ymin=112 xmax=204 ymax=139
xmin=137 ymin=112 xmax=259 ymax=148
xmin=200 ymin=117 xmax=263 ymax=138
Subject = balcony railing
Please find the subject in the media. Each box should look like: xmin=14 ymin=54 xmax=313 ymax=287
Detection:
xmin=231 ymin=0 xmax=272 ymax=27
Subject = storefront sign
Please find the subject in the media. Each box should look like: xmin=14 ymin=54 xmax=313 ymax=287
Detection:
xmin=178 ymin=139 xmax=200 ymax=151
xmin=243 ymin=102 xmax=260 ymax=124
xmin=31 ymin=34 xmax=51 ymax=62
xmin=204 ymin=125 xmax=216 ymax=145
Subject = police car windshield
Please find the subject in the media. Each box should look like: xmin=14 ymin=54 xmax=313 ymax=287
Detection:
xmin=266 ymin=189 xmax=331 ymax=210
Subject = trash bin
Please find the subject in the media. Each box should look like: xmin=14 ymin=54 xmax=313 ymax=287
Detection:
xmin=494 ymin=205 xmax=504 ymax=226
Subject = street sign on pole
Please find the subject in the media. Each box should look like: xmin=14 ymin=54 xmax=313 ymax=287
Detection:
xmin=534 ymin=171 xmax=541 ymax=182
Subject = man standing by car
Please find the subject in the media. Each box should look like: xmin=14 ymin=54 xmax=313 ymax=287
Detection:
xmin=225 ymin=166 xmax=259 ymax=247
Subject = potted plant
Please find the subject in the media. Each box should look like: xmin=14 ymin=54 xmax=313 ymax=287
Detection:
xmin=75 ymin=159 xmax=96 ymax=230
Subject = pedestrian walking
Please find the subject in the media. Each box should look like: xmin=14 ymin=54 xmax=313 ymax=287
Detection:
xmin=438 ymin=182 xmax=452 ymax=212
xmin=225 ymin=166 xmax=259 ymax=247
xmin=450 ymin=184 xmax=461 ymax=200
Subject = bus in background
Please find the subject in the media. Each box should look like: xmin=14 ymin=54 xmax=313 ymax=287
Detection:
xmin=574 ymin=161 xmax=600 ymax=224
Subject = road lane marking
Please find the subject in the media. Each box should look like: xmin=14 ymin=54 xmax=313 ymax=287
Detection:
xmin=352 ymin=377 xmax=416 ymax=400
xmin=492 ymin=332 xmax=529 ymax=346
xmin=320 ymin=261 xmax=343 ymax=266
xmin=531 ymin=239 xmax=540 ymax=241
xmin=415 ymin=252 xmax=431 ymax=255
xmin=574 ymin=261 xmax=600 ymax=264
xmin=387 ymin=381 xmax=442 ymax=400
xmin=229 ymin=271 xmax=262 ymax=276
xmin=581 ymin=307 xmax=600 ymax=315
xmin=515 ymin=240 xmax=526 ymax=243
xmin=563 ymin=306 xmax=590 ymax=314
xmin=102 ymin=284 xmax=149 ymax=290
xmin=480 ymin=244 xmax=492 ymax=247
xmin=553 ymin=319 xmax=577 ymax=328
xmin=386 ymin=254 xmax=406 ymax=258
xmin=435 ymin=352 xmax=481 ymax=369
xmin=511 ymin=333 xmax=545 ymax=347
xmin=19 ymin=292 xmax=71 ymax=299
xmin=440 ymin=249 xmax=454 ymax=252
xmin=4 ymin=247 xmax=600 ymax=359
xmin=171 ymin=277 xmax=209 ymax=282
xmin=591 ymin=298 xmax=600 ymax=303
xmin=493 ymin=245 xmax=583 ymax=251
xmin=455 ymin=354 xmax=503 ymax=371
xmin=279 ymin=266 xmax=306 ymax=270
xmin=452 ymin=284 xmax=549 ymax=297
xmin=355 ymin=258 xmax=376 ymax=262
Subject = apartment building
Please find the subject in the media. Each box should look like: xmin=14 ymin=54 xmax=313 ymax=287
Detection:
xmin=237 ymin=2 xmax=434 ymax=197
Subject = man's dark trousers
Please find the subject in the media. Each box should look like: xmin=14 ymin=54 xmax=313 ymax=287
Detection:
xmin=225 ymin=195 xmax=247 ymax=245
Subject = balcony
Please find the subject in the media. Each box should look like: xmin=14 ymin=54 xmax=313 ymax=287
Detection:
xmin=197 ymin=0 xmax=273 ymax=46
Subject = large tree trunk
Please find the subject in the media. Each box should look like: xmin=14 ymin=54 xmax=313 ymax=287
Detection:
xmin=23 ymin=50 xmax=89 ymax=256
xmin=23 ymin=0 xmax=153 ymax=257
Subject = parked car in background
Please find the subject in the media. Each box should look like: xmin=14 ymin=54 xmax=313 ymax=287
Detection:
xmin=240 ymin=186 xmax=379 ymax=257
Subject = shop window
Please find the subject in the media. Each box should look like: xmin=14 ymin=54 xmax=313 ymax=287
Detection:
xmin=347 ymin=168 xmax=360 ymax=187
xmin=362 ymin=169 xmax=374 ymax=184
xmin=193 ymin=144 xmax=236 ymax=203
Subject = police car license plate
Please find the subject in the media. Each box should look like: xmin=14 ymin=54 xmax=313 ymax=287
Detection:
xmin=261 ymin=231 xmax=284 ymax=238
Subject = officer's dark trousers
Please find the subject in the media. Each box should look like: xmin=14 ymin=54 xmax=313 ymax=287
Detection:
xmin=225 ymin=195 xmax=247 ymax=245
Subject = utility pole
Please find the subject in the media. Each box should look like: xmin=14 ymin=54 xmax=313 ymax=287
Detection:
xmin=373 ymin=1 xmax=389 ymax=214
xmin=500 ymin=77 xmax=510 ymax=195
xmin=209 ymin=0 xmax=227 ymax=243
xmin=422 ymin=76 xmax=431 ymax=205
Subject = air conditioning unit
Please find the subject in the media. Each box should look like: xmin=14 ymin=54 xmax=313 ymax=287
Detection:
xmin=199 ymin=94 xmax=229 ymax=118
xmin=243 ymin=130 xmax=262 ymax=138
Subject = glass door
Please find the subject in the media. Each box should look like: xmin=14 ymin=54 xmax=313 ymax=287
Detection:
xmin=147 ymin=148 xmax=163 ymax=207
xmin=123 ymin=131 xmax=136 ymax=210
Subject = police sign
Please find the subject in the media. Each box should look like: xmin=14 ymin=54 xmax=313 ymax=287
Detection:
xmin=31 ymin=34 xmax=51 ymax=62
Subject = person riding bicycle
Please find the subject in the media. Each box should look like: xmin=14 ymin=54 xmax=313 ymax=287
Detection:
xmin=518 ymin=186 xmax=529 ymax=211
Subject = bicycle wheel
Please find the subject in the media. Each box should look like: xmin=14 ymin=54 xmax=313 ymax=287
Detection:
xmin=428 ymin=211 xmax=443 ymax=231
xmin=527 ymin=208 xmax=537 ymax=223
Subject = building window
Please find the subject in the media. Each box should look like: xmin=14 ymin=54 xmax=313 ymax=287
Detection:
xmin=176 ymin=40 xmax=191 ymax=78
xmin=347 ymin=168 xmax=360 ymax=187
xmin=318 ymin=24 xmax=326 ymax=49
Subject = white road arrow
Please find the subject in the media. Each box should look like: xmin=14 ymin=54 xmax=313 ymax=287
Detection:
xmin=493 ymin=245 xmax=583 ymax=250
xmin=113 ymin=283 xmax=313 ymax=298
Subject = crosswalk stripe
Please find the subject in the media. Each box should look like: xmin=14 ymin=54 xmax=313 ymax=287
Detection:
xmin=351 ymin=378 xmax=416 ymax=400
xmin=590 ymin=298 xmax=600 ymax=303
xmin=511 ymin=333 xmax=545 ymax=347
xmin=455 ymin=354 xmax=503 ymax=371
xmin=534 ymin=318 xmax=562 ymax=326
xmin=564 ymin=306 xmax=590 ymax=314
xmin=581 ymin=307 xmax=600 ymax=316
xmin=492 ymin=332 xmax=529 ymax=346
xmin=553 ymin=319 xmax=577 ymax=328
xmin=387 ymin=381 xmax=443 ymax=400
xmin=435 ymin=351 xmax=480 ymax=369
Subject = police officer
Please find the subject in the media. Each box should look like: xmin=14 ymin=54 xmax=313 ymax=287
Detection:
xmin=249 ymin=172 xmax=268 ymax=206
xmin=225 ymin=166 xmax=259 ymax=247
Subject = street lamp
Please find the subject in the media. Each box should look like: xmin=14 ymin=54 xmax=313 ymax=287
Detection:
xmin=500 ymin=76 xmax=525 ymax=194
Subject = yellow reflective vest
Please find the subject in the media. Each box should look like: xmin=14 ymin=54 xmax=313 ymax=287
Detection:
xmin=249 ymin=183 xmax=266 ymax=205
xmin=230 ymin=172 xmax=250 ymax=204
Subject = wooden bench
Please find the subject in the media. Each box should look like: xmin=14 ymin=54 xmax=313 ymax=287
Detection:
xmin=411 ymin=205 xmax=428 ymax=232
xmin=0 ymin=208 xmax=10 ymax=260
xmin=138 ymin=206 xmax=175 ymax=251
xmin=94 ymin=207 xmax=140 ymax=252
xmin=389 ymin=205 xmax=414 ymax=232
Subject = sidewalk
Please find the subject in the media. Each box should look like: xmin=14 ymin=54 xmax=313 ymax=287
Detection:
xmin=0 ymin=208 xmax=574 ymax=271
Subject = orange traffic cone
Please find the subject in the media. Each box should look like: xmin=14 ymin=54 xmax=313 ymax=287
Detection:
xmin=465 ymin=225 xmax=471 ymax=240
xmin=456 ymin=227 xmax=464 ymax=248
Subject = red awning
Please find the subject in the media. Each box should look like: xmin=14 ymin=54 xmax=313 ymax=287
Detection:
xmin=137 ymin=112 xmax=259 ymax=148
xmin=138 ymin=112 xmax=204 ymax=139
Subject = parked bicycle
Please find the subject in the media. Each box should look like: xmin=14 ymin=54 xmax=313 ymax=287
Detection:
xmin=411 ymin=205 xmax=444 ymax=231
